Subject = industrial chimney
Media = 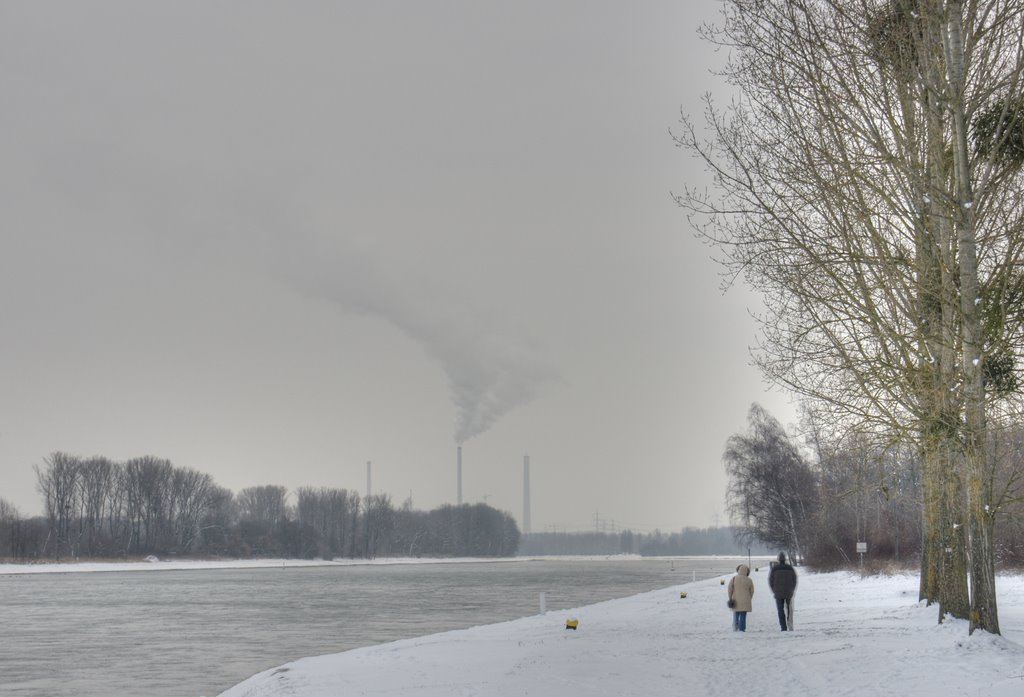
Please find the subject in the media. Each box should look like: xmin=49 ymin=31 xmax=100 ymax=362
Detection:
xmin=457 ymin=445 xmax=463 ymax=505
xmin=522 ymin=454 xmax=531 ymax=534
xmin=366 ymin=460 xmax=372 ymax=499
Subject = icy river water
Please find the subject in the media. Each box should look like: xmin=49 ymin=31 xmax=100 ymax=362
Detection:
xmin=1 ymin=556 xmax=750 ymax=697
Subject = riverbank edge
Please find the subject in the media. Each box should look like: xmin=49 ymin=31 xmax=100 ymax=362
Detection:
xmin=0 ymin=553 xmax=770 ymax=575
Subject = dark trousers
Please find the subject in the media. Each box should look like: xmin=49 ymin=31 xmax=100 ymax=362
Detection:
xmin=775 ymin=596 xmax=792 ymax=630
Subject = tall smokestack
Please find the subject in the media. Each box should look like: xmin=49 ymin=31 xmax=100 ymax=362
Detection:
xmin=523 ymin=454 xmax=531 ymax=534
xmin=366 ymin=461 xmax=372 ymax=499
xmin=457 ymin=445 xmax=463 ymax=505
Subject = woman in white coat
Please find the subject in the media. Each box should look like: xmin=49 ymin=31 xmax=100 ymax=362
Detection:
xmin=727 ymin=564 xmax=754 ymax=631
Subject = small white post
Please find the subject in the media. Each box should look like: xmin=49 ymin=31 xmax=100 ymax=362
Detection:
xmin=539 ymin=592 xmax=546 ymax=614
xmin=692 ymin=570 xmax=696 ymax=583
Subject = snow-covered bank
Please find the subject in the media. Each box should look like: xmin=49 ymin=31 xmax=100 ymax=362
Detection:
xmin=0 ymin=556 xmax=532 ymax=575
xmin=215 ymin=568 xmax=1024 ymax=697
xmin=0 ymin=554 xmax=758 ymax=576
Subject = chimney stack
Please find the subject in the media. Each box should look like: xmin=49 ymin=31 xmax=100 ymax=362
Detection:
xmin=366 ymin=461 xmax=372 ymax=499
xmin=523 ymin=454 xmax=531 ymax=534
xmin=457 ymin=445 xmax=463 ymax=505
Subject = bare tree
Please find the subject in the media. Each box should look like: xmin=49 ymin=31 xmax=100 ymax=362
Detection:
xmin=35 ymin=452 xmax=82 ymax=559
xmin=119 ymin=456 xmax=174 ymax=554
xmin=236 ymin=485 xmax=289 ymax=524
xmin=0 ymin=497 xmax=19 ymax=558
xmin=198 ymin=485 xmax=235 ymax=554
xmin=296 ymin=487 xmax=359 ymax=558
xmin=169 ymin=467 xmax=215 ymax=552
xmin=804 ymin=418 xmax=924 ymax=567
xmin=359 ymin=494 xmax=395 ymax=559
xmin=723 ymin=404 xmax=818 ymax=560
xmin=676 ymin=0 xmax=1024 ymax=634
xmin=78 ymin=457 xmax=114 ymax=556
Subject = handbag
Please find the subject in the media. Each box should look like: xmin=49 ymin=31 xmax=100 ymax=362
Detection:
xmin=727 ymin=599 xmax=736 ymax=609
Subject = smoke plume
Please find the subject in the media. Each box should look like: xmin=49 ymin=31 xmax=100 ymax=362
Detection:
xmin=282 ymin=229 xmax=557 ymax=445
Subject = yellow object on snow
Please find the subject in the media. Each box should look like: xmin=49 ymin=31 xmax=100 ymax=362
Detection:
xmin=565 ymin=618 xmax=579 ymax=630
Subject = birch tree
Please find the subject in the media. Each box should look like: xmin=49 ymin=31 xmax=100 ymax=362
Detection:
xmin=723 ymin=404 xmax=818 ymax=559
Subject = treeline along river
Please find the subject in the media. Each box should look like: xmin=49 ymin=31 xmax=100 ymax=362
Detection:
xmin=0 ymin=557 xmax=753 ymax=697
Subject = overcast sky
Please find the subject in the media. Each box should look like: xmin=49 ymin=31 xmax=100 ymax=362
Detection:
xmin=0 ymin=1 xmax=796 ymax=533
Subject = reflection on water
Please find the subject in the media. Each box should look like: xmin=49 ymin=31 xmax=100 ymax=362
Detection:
xmin=0 ymin=557 xmax=747 ymax=697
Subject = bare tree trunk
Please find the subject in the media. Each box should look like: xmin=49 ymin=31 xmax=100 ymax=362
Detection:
xmin=939 ymin=447 xmax=970 ymax=619
xmin=944 ymin=0 xmax=1000 ymax=635
xmin=919 ymin=463 xmax=940 ymax=602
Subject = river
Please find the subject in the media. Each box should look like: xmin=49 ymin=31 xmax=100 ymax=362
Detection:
xmin=0 ymin=556 xmax=751 ymax=697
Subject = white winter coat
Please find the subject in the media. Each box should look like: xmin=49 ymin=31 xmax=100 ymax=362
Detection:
xmin=728 ymin=564 xmax=754 ymax=613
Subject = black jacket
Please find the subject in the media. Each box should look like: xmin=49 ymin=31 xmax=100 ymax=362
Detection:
xmin=768 ymin=562 xmax=797 ymax=599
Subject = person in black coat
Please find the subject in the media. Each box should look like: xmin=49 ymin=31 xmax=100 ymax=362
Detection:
xmin=768 ymin=552 xmax=797 ymax=631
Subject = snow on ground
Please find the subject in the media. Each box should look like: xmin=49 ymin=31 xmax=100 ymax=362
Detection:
xmin=214 ymin=567 xmax=1024 ymax=697
xmin=5 ymin=558 xmax=1022 ymax=695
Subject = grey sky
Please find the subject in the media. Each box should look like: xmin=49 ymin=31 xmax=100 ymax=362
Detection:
xmin=0 ymin=1 xmax=795 ymax=533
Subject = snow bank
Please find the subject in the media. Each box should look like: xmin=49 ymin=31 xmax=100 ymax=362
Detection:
xmin=214 ymin=568 xmax=1024 ymax=697
xmin=0 ymin=556 xmax=526 ymax=575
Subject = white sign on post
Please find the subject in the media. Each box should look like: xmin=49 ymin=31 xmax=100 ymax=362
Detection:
xmin=856 ymin=542 xmax=867 ymax=553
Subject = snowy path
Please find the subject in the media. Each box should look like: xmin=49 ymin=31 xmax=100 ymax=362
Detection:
xmin=214 ymin=568 xmax=1024 ymax=697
